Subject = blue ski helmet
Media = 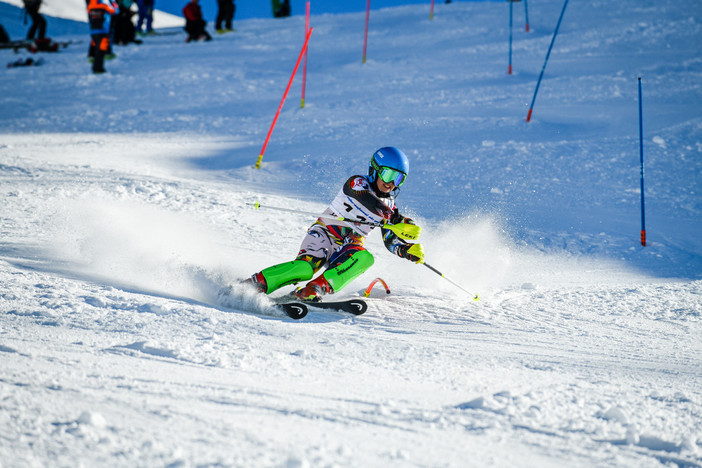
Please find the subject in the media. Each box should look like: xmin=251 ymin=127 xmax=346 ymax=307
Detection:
xmin=368 ymin=147 xmax=409 ymax=189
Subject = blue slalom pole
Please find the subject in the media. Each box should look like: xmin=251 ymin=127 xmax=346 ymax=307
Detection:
xmin=526 ymin=0 xmax=570 ymax=122
xmin=524 ymin=0 xmax=530 ymax=32
xmin=508 ymin=0 xmax=513 ymax=74
xmin=638 ymin=77 xmax=647 ymax=247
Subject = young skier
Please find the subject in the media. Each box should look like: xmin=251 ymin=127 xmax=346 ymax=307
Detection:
xmin=183 ymin=0 xmax=212 ymax=42
xmin=87 ymin=0 xmax=118 ymax=74
xmin=246 ymin=147 xmax=425 ymax=301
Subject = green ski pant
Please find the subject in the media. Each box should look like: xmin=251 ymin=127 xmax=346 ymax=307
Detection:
xmin=260 ymin=249 xmax=374 ymax=295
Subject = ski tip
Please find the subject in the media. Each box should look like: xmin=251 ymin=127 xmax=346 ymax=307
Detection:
xmin=347 ymin=299 xmax=368 ymax=315
xmin=280 ymin=302 xmax=308 ymax=320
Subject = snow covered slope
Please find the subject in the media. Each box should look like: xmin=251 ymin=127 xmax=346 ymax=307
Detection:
xmin=1 ymin=0 xmax=701 ymax=466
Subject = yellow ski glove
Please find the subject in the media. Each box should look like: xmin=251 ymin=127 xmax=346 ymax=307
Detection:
xmin=405 ymin=243 xmax=425 ymax=264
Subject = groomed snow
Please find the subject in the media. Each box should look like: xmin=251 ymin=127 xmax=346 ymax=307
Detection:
xmin=1 ymin=0 xmax=701 ymax=466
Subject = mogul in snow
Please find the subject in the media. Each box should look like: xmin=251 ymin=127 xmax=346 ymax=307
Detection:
xmin=247 ymin=147 xmax=425 ymax=302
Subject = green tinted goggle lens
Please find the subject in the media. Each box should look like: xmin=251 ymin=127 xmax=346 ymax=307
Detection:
xmin=378 ymin=167 xmax=406 ymax=186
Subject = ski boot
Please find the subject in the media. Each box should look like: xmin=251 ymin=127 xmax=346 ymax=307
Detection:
xmin=243 ymin=272 xmax=267 ymax=293
xmin=294 ymin=275 xmax=333 ymax=302
xmin=243 ymin=261 xmax=314 ymax=295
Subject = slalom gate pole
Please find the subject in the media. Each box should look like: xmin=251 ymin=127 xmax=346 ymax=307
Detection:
xmin=423 ymin=262 xmax=480 ymax=301
xmin=248 ymin=202 xmax=421 ymax=240
xmin=363 ymin=277 xmax=391 ymax=297
xmin=430 ymin=0 xmax=435 ymax=20
xmin=301 ymin=1 xmax=310 ymax=108
xmin=524 ymin=0 xmax=530 ymax=32
xmin=362 ymin=0 xmax=370 ymax=63
xmin=255 ymin=27 xmax=314 ymax=169
xmin=526 ymin=0 xmax=570 ymax=122
xmin=508 ymin=0 xmax=513 ymax=75
xmin=638 ymin=77 xmax=647 ymax=247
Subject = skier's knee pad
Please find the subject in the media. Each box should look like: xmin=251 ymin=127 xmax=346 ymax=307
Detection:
xmin=323 ymin=249 xmax=374 ymax=293
xmin=261 ymin=260 xmax=314 ymax=294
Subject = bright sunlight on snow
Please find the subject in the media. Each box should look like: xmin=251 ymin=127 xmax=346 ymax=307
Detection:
xmin=1 ymin=0 xmax=701 ymax=466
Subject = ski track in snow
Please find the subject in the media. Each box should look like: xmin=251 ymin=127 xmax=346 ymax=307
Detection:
xmin=1 ymin=0 xmax=702 ymax=466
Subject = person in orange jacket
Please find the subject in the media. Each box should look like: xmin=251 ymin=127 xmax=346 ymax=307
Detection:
xmin=182 ymin=0 xmax=212 ymax=43
xmin=87 ymin=0 xmax=118 ymax=73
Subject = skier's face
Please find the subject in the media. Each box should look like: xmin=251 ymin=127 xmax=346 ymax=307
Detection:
xmin=376 ymin=177 xmax=396 ymax=194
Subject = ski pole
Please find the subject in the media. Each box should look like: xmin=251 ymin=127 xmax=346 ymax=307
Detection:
xmin=248 ymin=202 xmax=421 ymax=241
xmin=423 ymin=262 xmax=480 ymax=301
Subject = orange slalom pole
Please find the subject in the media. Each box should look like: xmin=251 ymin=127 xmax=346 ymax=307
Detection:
xmin=301 ymin=1 xmax=310 ymax=108
xmin=363 ymin=277 xmax=391 ymax=297
xmin=362 ymin=0 xmax=370 ymax=63
xmin=255 ymin=27 xmax=314 ymax=169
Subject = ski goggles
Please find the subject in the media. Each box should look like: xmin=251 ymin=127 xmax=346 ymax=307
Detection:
xmin=376 ymin=166 xmax=406 ymax=187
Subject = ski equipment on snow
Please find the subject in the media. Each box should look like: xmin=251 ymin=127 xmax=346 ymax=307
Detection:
xmin=278 ymin=302 xmax=308 ymax=319
xmin=363 ymin=277 xmax=390 ymax=297
xmin=305 ymin=299 xmax=368 ymax=315
xmin=274 ymin=295 xmax=367 ymax=316
xmin=0 ymin=38 xmax=79 ymax=52
xmin=218 ymin=284 xmax=309 ymax=319
xmin=423 ymin=262 xmax=480 ymax=301
xmin=7 ymin=57 xmax=43 ymax=68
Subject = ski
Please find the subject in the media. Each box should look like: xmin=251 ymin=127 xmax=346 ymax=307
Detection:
xmin=278 ymin=302 xmax=308 ymax=320
xmin=7 ymin=57 xmax=44 ymax=68
xmin=220 ymin=284 xmax=365 ymax=320
xmin=0 ymin=40 xmax=33 ymax=51
xmin=218 ymin=285 xmax=308 ymax=320
xmin=305 ymin=299 xmax=368 ymax=315
xmin=0 ymin=39 xmax=80 ymax=52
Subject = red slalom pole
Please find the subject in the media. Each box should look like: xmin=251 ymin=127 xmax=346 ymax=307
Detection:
xmin=301 ymin=1 xmax=310 ymax=108
xmin=363 ymin=277 xmax=391 ymax=297
xmin=255 ymin=27 xmax=314 ymax=169
xmin=362 ymin=0 xmax=370 ymax=63
xmin=430 ymin=0 xmax=435 ymax=20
